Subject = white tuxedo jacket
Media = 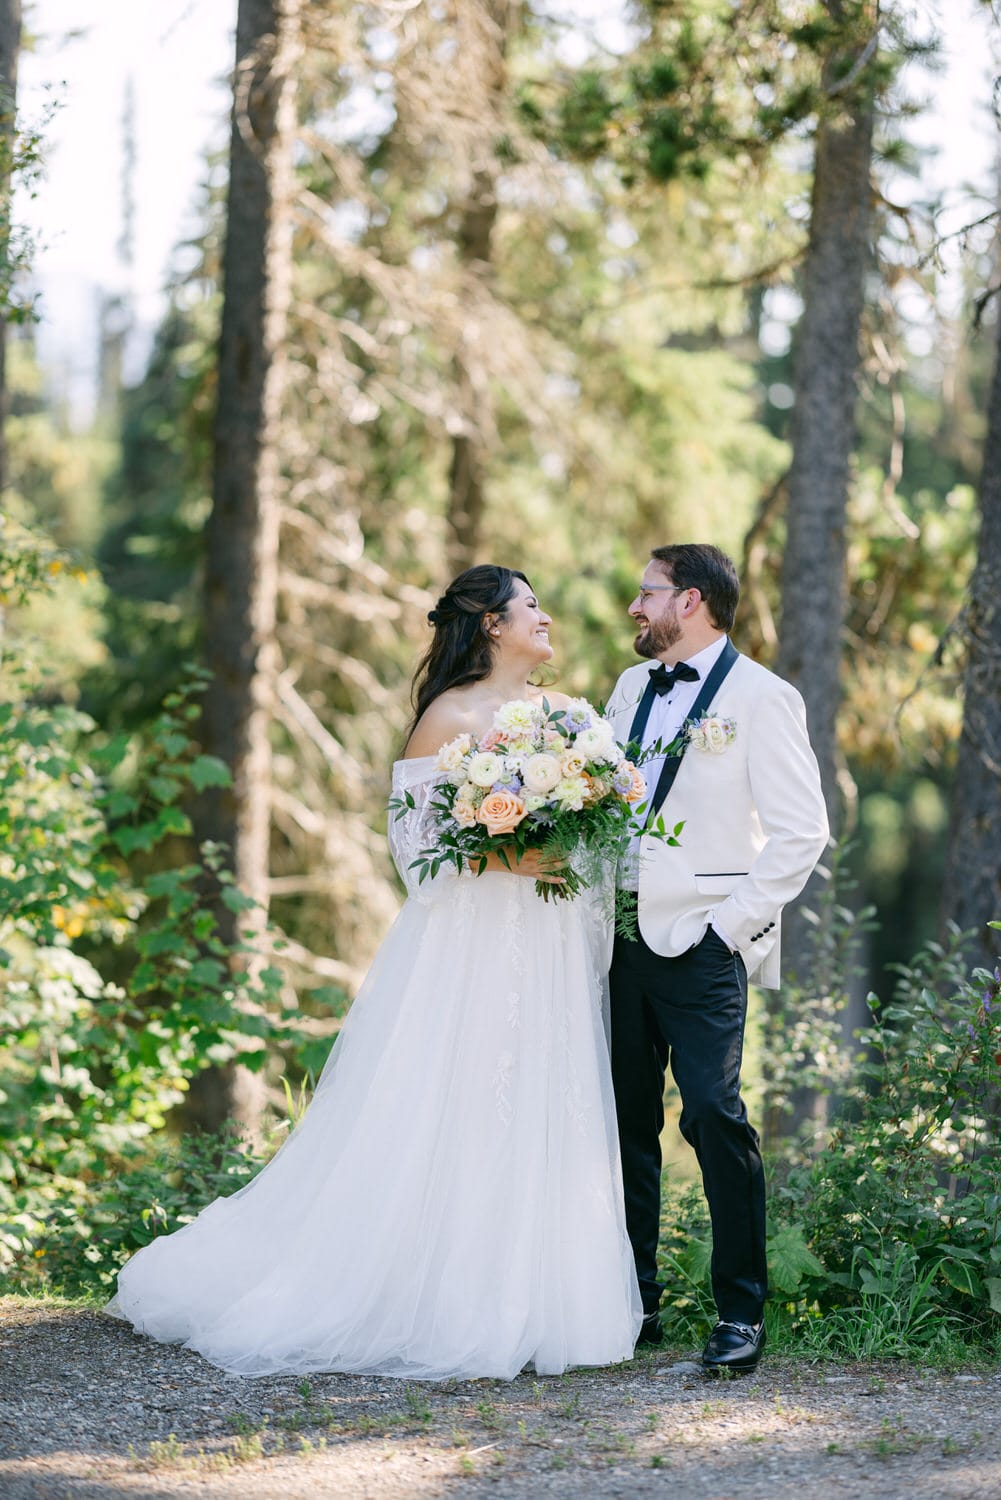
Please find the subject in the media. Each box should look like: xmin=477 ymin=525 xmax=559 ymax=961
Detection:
xmin=604 ymin=649 xmax=829 ymax=988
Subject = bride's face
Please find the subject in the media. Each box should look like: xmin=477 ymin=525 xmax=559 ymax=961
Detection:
xmin=492 ymin=580 xmax=554 ymax=664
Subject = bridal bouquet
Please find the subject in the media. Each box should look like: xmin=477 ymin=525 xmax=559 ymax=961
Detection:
xmin=391 ymin=697 xmax=679 ymax=905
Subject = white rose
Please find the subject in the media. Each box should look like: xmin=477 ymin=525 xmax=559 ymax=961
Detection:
xmin=522 ymin=753 xmax=563 ymax=794
xmin=467 ymin=752 xmax=503 ymax=788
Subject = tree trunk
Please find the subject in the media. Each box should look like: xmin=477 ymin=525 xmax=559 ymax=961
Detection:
xmin=0 ymin=0 xmax=22 ymax=505
xmin=187 ymin=0 xmax=300 ymax=1136
xmin=775 ymin=0 xmax=876 ymax=933
xmin=776 ymin=0 xmax=876 ymax=829
xmin=772 ymin=1 xmax=876 ymax=1136
xmin=444 ymin=0 xmax=515 ymax=576
xmin=941 ymin=300 xmax=1001 ymax=963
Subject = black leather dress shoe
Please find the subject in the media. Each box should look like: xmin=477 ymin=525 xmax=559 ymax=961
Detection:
xmin=701 ymin=1319 xmax=765 ymax=1373
xmin=635 ymin=1311 xmax=664 ymax=1349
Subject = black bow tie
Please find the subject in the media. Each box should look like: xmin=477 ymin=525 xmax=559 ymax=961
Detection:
xmin=649 ymin=661 xmax=699 ymax=696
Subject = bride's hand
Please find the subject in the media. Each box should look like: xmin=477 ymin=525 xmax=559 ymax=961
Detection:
xmin=479 ymin=848 xmax=566 ymax=885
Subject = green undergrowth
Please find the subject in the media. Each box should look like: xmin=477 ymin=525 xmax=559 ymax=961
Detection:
xmin=656 ymin=927 xmax=1001 ymax=1364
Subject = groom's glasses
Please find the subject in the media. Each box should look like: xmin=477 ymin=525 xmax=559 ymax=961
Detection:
xmin=636 ymin=584 xmax=686 ymax=605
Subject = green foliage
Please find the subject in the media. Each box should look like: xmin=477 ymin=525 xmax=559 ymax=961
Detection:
xmin=775 ymin=927 xmax=1001 ymax=1340
xmin=521 ymin=0 xmax=890 ymax=189
xmin=656 ymin=1182 xmax=822 ymax=1345
xmin=87 ymin=283 xmax=221 ymax=729
xmin=656 ymin=924 xmax=1001 ymax=1356
xmin=0 ymin=534 xmax=326 ymax=1291
xmin=24 ymin=1128 xmax=262 ymax=1299
xmin=0 ymin=510 xmax=65 ymax=607
xmin=756 ymin=848 xmax=877 ymax=1150
xmin=0 ymin=84 xmax=53 ymax=326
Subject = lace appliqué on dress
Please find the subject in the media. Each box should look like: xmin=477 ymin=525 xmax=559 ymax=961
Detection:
xmin=388 ymin=759 xmax=459 ymax=905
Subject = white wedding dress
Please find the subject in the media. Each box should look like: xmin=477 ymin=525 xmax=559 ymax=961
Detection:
xmin=107 ymin=757 xmax=642 ymax=1379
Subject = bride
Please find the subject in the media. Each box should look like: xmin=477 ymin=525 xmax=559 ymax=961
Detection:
xmin=108 ymin=564 xmax=642 ymax=1379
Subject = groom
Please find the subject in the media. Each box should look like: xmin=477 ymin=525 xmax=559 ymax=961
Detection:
xmin=604 ymin=544 xmax=829 ymax=1373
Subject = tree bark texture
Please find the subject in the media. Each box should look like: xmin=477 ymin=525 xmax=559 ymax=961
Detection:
xmin=941 ymin=303 xmax=1001 ymax=964
xmin=444 ymin=0 xmax=516 ymax=577
xmin=189 ymin=0 xmax=300 ymax=1135
xmin=772 ymin=2 xmax=876 ymax=1136
xmin=0 ymin=0 xmax=22 ymax=504
xmin=776 ymin=1 xmax=877 ymax=835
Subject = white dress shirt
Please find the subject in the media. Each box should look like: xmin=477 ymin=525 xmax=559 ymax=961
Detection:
xmin=618 ymin=635 xmax=735 ymax=951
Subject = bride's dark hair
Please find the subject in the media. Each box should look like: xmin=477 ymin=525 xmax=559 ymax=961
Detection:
xmin=406 ymin=564 xmax=530 ymax=737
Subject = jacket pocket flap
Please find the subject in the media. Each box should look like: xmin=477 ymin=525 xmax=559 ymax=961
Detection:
xmin=694 ymin=872 xmax=747 ymax=894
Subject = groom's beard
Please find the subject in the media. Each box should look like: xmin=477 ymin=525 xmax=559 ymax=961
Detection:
xmin=634 ymin=612 xmax=682 ymax=659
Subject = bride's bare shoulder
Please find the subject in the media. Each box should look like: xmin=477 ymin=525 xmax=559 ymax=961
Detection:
xmin=535 ymin=688 xmax=573 ymax=710
xmin=403 ymin=691 xmax=481 ymax=760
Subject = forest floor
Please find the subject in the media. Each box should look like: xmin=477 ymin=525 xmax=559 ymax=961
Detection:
xmin=2 ymin=1297 xmax=1000 ymax=1500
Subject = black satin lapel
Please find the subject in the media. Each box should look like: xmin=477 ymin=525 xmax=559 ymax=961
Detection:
xmin=647 ymin=640 xmax=740 ymax=822
xmin=627 ymin=679 xmax=657 ymax=750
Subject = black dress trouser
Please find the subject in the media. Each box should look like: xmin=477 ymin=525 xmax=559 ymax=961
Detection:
xmin=609 ymin=924 xmax=767 ymax=1325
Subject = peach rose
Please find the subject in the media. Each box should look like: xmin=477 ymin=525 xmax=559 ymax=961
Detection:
xmin=624 ymin=762 xmax=647 ymax=804
xmin=476 ymin=790 xmax=528 ymax=837
xmin=479 ymin=729 xmax=504 ymax=751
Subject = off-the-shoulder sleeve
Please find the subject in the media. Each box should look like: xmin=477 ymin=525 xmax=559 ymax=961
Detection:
xmin=387 ymin=759 xmax=459 ymax=902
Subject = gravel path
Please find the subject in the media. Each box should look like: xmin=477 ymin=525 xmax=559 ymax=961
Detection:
xmin=2 ymin=1298 xmax=1000 ymax=1499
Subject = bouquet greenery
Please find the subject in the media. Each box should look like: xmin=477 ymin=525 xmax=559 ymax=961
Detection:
xmin=391 ymin=696 xmax=681 ymax=906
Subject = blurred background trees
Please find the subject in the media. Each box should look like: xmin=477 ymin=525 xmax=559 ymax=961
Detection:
xmin=3 ymin=0 xmax=1001 ymax=1325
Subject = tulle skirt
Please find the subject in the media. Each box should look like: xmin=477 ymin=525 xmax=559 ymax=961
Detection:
xmin=107 ymin=870 xmax=642 ymax=1379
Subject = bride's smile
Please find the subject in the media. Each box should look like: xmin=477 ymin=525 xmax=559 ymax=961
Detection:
xmin=493 ymin=580 xmax=554 ymax=665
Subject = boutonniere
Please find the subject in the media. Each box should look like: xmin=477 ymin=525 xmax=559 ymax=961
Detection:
xmin=687 ymin=714 xmax=737 ymax=754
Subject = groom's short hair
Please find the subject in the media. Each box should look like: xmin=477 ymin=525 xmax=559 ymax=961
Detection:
xmin=650 ymin=544 xmax=739 ymax=633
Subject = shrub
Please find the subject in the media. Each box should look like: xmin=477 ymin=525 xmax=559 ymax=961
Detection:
xmin=777 ymin=925 xmax=1001 ymax=1347
xmin=0 ymin=529 xmax=324 ymax=1291
xmin=657 ymin=925 xmax=1001 ymax=1356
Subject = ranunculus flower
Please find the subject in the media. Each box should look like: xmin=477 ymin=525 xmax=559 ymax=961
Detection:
xmin=467 ymin=751 xmax=504 ymax=787
xmin=522 ymin=753 xmax=563 ymax=794
xmin=705 ymin=719 xmax=729 ymax=753
xmin=436 ymin=733 xmax=472 ymax=772
xmin=688 ymin=714 xmax=736 ymax=753
xmin=477 ymin=790 xmax=528 ymax=836
xmin=575 ymin=725 xmax=619 ymax=764
xmin=452 ymin=794 xmax=479 ymax=828
xmin=560 ymin=749 xmax=587 ymax=777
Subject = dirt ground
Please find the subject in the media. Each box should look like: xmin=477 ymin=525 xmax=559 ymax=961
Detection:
xmin=2 ymin=1299 xmax=1000 ymax=1500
